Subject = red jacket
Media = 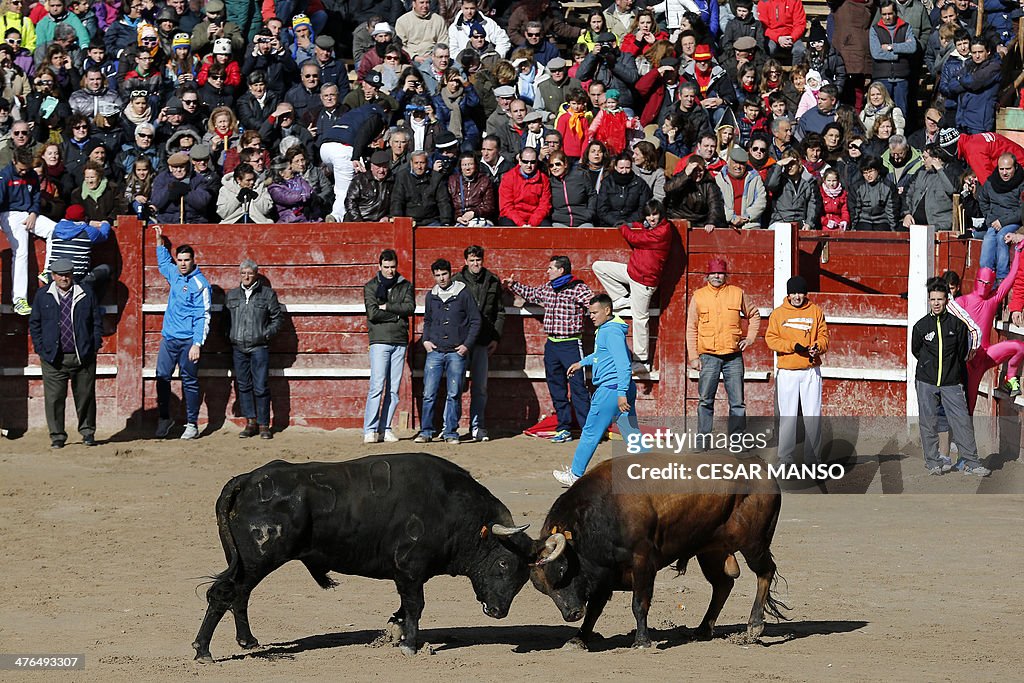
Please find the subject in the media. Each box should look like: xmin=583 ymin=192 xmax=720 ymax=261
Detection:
xmin=820 ymin=187 xmax=850 ymax=230
xmin=620 ymin=30 xmax=670 ymax=57
xmin=635 ymin=69 xmax=674 ymax=127
xmin=759 ymin=0 xmax=806 ymax=43
xmin=621 ymin=218 xmax=673 ymax=287
xmin=499 ymin=168 xmax=552 ymax=225
xmin=959 ymin=133 xmax=1024 ymax=185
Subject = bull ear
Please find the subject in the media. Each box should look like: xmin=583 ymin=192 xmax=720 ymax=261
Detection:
xmin=490 ymin=523 xmax=530 ymax=537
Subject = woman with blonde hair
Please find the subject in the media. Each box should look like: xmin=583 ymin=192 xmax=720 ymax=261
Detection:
xmin=204 ymin=105 xmax=240 ymax=170
xmin=860 ymin=81 xmax=906 ymax=136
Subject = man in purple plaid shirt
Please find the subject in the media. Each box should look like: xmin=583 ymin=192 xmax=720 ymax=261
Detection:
xmin=504 ymin=255 xmax=593 ymax=442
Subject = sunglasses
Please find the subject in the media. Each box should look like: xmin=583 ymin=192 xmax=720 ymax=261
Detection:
xmin=926 ymin=118 xmax=941 ymax=125
xmin=130 ymin=90 xmax=148 ymax=97
xmin=848 ymin=143 xmax=862 ymax=150
xmin=384 ymin=55 xmax=399 ymax=61
xmin=209 ymin=74 xmax=224 ymax=80
xmin=520 ymin=159 xmax=537 ymax=165
xmin=137 ymin=132 xmax=153 ymax=138
xmin=35 ymin=79 xmax=54 ymax=86
xmin=549 ymin=161 xmax=564 ymax=167
xmin=750 ymin=146 xmax=767 ymax=152
xmin=302 ymin=73 xmax=318 ymax=78
xmin=12 ymin=130 xmax=28 ymax=135
xmin=73 ymin=123 xmax=89 ymax=129
xmin=6 ymin=38 xmax=20 ymax=45
xmin=526 ymin=32 xmax=541 ymax=37
xmin=182 ymin=98 xmax=198 ymax=104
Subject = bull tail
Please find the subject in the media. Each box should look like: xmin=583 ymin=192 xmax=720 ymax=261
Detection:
xmin=764 ymin=557 xmax=791 ymax=623
xmin=303 ymin=561 xmax=339 ymax=590
xmin=200 ymin=475 xmax=248 ymax=605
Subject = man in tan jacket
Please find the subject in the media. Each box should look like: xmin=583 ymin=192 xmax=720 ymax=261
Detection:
xmin=765 ymin=276 xmax=829 ymax=465
xmin=686 ymin=257 xmax=761 ymax=439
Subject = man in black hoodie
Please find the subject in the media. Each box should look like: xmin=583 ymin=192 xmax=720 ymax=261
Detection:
xmin=453 ymin=245 xmax=505 ymax=442
xmin=911 ymin=278 xmax=990 ymax=476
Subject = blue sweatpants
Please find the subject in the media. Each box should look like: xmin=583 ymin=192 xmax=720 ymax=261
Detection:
xmin=570 ymin=383 xmax=640 ymax=476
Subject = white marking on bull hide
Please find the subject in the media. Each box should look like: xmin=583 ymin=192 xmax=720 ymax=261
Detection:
xmin=310 ymin=473 xmax=337 ymax=514
xmin=369 ymin=461 xmax=392 ymax=496
xmin=406 ymin=515 xmax=424 ymax=542
xmin=251 ymin=524 xmax=282 ymax=555
xmin=257 ymin=475 xmax=276 ymax=503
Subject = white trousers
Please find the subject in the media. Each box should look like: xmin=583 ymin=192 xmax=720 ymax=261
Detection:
xmin=1 ymin=210 xmax=56 ymax=301
xmin=593 ymin=260 xmax=657 ymax=361
xmin=319 ymin=141 xmax=354 ymax=220
xmin=776 ymin=366 xmax=823 ymax=464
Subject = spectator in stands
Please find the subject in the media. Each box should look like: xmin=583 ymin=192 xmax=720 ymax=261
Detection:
xmin=820 ymin=167 xmax=850 ymax=230
xmin=769 ymin=116 xmax=794 ymax=160
xmin=318 ymin=95 xmax=390 ymax=220
xmin=71 ymin=160 xmax=121 ymax=222
xmin=977 ymin=154 xmax=1024 ymax=283
xmin=883 ymin=135 xmax=922 ymax=197
xmin=835 ymin=135 xmax=866 ymax=190
xmin=850 ymin=155 xmax=899 ymax=231
xmin=28 ymin=256 xmax=103 ymax=448
xmin=798 ymin=83 xmax=840 ymax=139
xmin=869 ymin=0 xmax=917 ymax=116
xmin=69 ymin=68 xmax=121 ymax=118
xmin=908 ymin=107 xmax=943 ymax=151
xmin=391 ymin=149 xmax=453 ymax=225
xmin=656 ymin=111 xmax=692 ymax=159
xmin=452 ymin=244 xmax=505 ymax=442
xmin=417 ymin=257 xmax=481 ymax=444
xmin=597 ymin=153 xmax=652 ymax=227
xmin=948 ymin=36 xmax=1002 ymax=136
xmin=803 ymin=20 xmax=846 ymax=94
xmin=433 ymin=66 xmax=483 ymax=149
xmin=0 ymin=147 xmax=57 ymax=315
xmin=218 ymin=162 xmax=273 ymax=223
xmin=620 ymin=9 xmax=667 ymax=60
xmin=503 ymin=255 xmax=594 ymax=443
xmin=716 ymin=147 xmax=767 ymax=230
xmin=555 ymin=87 xmax=593 ymax=162
xmin=664 ymin=155 xmax=725 ymax=229
xmin=588 ymin=88 xmax=629 ymax=156
xmin=203 ymin=105 xmax=239 ymax=169
xmin=862 ymin=113 xmax=896 ymax=158
xmin=150 ymin=151 xmax=214 ymax=224
xmin=223 ymin=258 xmax=281 ymax=440
xmin=800 ymin=133 xmax=829 ymax=182
xmin=747 ymin=133 xmax=776 ymax=182
xmin=242 ymin=28 xmax=299 ymax=99
xmin=124 ymin=157 xmax=155 ymax=217
xmin=152 ymin=226 xmax=209 ymax=441
xmin=449 ymin=0 xmax=511 ymax=59
xmin=632 ymin=141 xmax=665 ymax=202
xmin=821 ymin=123 xmax=845 ymax=163
xmin=498 ymin=146 xmax=551 ymax=226
xmin=518 ymin=20 xmax=558 ymax=67
xmin=860 ymin=81 xmax=906 ymax=136
xmin=548 ymin=149 xmax=597 ymax=227
xmin=686 ymin=255 xmax=760 ymax=439
xmin=360 ymin=244 xmax=414 ymax=445
xmin=268 ymin=147 xmax=319 ymax=223
xmin=760 ymin=0 xmax=806 ymax=64
xmin=479 ymin=136 xmax=511 ymax=188
xmin=901 ymin=145 xmax=955 ymax=231
xmin=35 ymin=142 xmax=72 ymax=221
xmin=536 ymin=57 xmax=580 ymax=116
xmin=577 ymin=9 xmax=612 ymax=53
xmin=767 ymin=149 xmax=822 ymax=231
xmin=396 ymin=0 xmax=448 ymax=65
xmin=577 ymin=32 xmax=640 ymax=112
xmin=449 ymin=151 xmax=495 ymax=225
xmin=343 ymin=150 xmax=394 ymax=223
xmin=681 ymin=43 xmax=735 ymax=125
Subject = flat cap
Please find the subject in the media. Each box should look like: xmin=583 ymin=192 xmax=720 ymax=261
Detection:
xmin=50 ymin=257 xmax=75 ymax=273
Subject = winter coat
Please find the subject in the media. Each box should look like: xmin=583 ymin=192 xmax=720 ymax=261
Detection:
xmin=150 ymin=169 xmax=214 ymax=224
xmin=820 ymin=186 xmax=851 ymax=230
xmin=68 ymin=87 xmax=123 ymax=118
xmin=663 ymin=171 xmax=726 ymax=226
xmin=977 ymin=166 xmax=1024 ymax=228
xmin=549 ymin=170 xmax=598 ymax=226
xmin=223 ymin=279 xmax=282 ymax=353
xmin=364 ymin=274 xmax=415 ymax=346
xmin=268 ymin=175 xmax=315 ymax=223
xmin=344 ymin=171 xmax=395 ymax=222
xmin=242 ymin=50 xmax=300 ymax=98
xmin=715 ymin=167 xmax=768 ymax=229
xmin=422 ymin=280 xmax=482 ymax=352
xmin=555 ymin=107 xmax=593 ymax=159
xmin=902 ymin=166 xmax=955 ymax=231
xmin=849 ymin=176 xmax=899 ymax=231
xmin=217 ymin=174 xmax=275 ymax=224
xmin=597 ymin=172 xmax=653 ymax=227
xmin=804 ymin=45 xmax=848 ymax=94
xmin=760 ymin=0 xmax=807 ymax=43
xmin=499 ymin=168 xmax=552 ymax=225
xmin=432 ymin=85 xmax=484 ymax=148
xmin=28 ymin=282 xmax=103 ymax=365
xmin=912 ymin=310 xmax=970 ymax=386
xmin=448 ymin=172 xmax=496 ymax=223
xmin=620 ymin=217 xmax=673 ymax=287
xmin=391 ymin=168 xmax=454 ymax=225
xmin=634 ymin=164 xmax=666 ymax=201
xmin=70 ymin=184 xmax=122 ymax=223
xmin=949 ymin=56 xmax=1002 ymax=135
xmin=588 ymin=108 xmax=629 ymax=156
xmin=869 ymin=17 xmax=916 ymax=81
xmin=453 ymin=266 xmax=505 ymax=347
xmin=766 ymin=165 xmax=822 ymax=227
xmin=832 ymin=0 xmax=875 ymax=75
xmin=576 ymin=50 xmax=640 ymax=111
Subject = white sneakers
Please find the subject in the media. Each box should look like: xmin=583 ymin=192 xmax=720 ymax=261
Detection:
xmin=366 ymin=431 xmax=400 ymax=443
xmin=364 ymin=432 xmax=380 ymax=444
xmin=180 ymin=423 xmax=199 ymax=440
xmin=552 ymin=466 xmax=580 ymax=487
xmin=382 ymin=430 xmax=399 ymax=443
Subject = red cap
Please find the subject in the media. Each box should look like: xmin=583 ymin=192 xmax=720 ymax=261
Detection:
xmin=65 ymin=204 xmax=87 ymax=222
xmin=706 ymin=257 xmax=728 ymax=274
xmin=694 ymin=44 xmax=713 ymax=61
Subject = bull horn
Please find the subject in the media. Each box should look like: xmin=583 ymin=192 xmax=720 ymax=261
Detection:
xmin=535 ymin=532 xmax=567 ymax=566
xmin=491 ymin=523 xmax=530 ymax=536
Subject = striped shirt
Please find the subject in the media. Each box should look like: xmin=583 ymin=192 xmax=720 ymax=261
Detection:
xmin=509 ymin=278 xmax=594 ymax=339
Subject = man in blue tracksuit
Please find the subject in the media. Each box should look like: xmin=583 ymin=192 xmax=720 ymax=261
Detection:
xmin=553 ymin=293 xmax=642 ymax=486
xmin=153 ymin=225 xmax=211 ymax=440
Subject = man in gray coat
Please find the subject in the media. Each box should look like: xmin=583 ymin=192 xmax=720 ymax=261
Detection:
xmin=224 ymin=259 xmax=282 ymax=439
xmin=901 ymin=145 xmax=956 ymax=231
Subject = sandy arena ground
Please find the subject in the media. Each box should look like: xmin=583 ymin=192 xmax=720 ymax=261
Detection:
xmin=1 ymin=427 xmax=1021 ymax=682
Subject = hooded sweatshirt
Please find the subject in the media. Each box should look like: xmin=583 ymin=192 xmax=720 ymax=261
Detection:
xmin=765 ymin=298 xmax=830 ymax=370
xmin=578 ymin=315 xmax=631 ymax=396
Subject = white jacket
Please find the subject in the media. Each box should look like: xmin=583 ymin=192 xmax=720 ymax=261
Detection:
xmin=448 ymin=13 xmax=511 ymax=59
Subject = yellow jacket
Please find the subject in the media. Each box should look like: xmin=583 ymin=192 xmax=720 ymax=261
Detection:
xmin=1 ymin=12 xmax=35 ymax=52
xmin=686 ymin=283 xmax=760 ymax=359
xmin=765 ymin=299 xmax=830 ymax=370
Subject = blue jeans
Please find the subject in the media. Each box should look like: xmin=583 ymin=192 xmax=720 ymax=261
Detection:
xmin=232 ymin=345 xmax=270 ymax=425
xmin=156 ymin=336 xmax=201 ymax=424
xmin=697 ymin=352 xmax=745 ymax=436
xmin=570 ymin=383 xmax=640 ymax=476
xmin=421 ymin=350 xmax=466 ymax=439
xmin=544 ymin=338 xmax=591 ymax=432
xmin=980 ymin=223 xmax=1020 ymax=281
xmin=880 ymin=79 xmax=909 ymax=121
xmin=468 ymin=344 xmax=490 ymax=435
xmin=364 ymin=343 xmax=407 ymax=434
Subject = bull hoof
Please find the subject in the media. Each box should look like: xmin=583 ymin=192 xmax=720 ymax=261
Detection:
xmin=562 ymin=637 xmax=588 ymax=651
xmin=632 ymin=636 xmax=653 ymax=649
xmin=193 ymin=652 xmax=214 ymax=664
xmin=747 ymin=623 xmax=764 ymax=641
xmin=237 ymin=637 xmax=260 ymax=650
xmin=399 ymin=643 xmax=418 ymax=657
xmin=386 ymin=619 xmax=404 ymax=642
xmin=693 ymin=625 xmax=714 ymax=641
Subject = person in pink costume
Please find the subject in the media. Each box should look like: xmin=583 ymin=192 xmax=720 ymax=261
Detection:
xmin=957 ymin=234 xmax=1024 ymax=413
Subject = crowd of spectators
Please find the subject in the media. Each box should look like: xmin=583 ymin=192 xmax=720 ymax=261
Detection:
xmin=2 ymin=0 xmax=1024 ymax=317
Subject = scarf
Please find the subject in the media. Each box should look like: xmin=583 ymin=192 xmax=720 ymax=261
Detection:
xmin=517 ymin=65 xmax=536 ymax=105
xmin=551 ymin=274 xmax=577 ymax=291
xmin=567 ymin=111 xmax=589 ymax=140
xmin=611 ymin=170 xmax=633 ymax=186
xmin=45 ymin=162 xmax=66 ymax=180
xmin=81 ymin=177 xmax=108 ymax=202
xmin=987 ymin=165 xmax=1024 ymax=194
xmin=863 ymin=102 xmax=891 ymax=118
xmin=376 ymin=271 xmax=398 ymax=300
xmin=124 ymin=104 xmax=152 ymax=125
xmin=822 ymin=182 xmax=844 ymax=199
xmin=440 ymin=83 xmax=465 ymax=138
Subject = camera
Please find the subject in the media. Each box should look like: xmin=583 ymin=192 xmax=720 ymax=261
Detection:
xmin=257 ymin=36 xmax=271 ymax=44
xmin=598 ymin=43 xmax=614 ymax=57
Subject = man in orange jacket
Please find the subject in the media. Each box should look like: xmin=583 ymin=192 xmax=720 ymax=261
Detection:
xmin=765 ymin=276 xmax=829 ymax=465
xmin=686 ymin=256 xmax=761 ymax=439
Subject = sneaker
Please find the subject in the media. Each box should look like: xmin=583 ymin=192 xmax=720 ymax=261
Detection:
xmin=50 ymin=440 xmax=64 ymax=450
xmin=180 ymin=423 xmax=199 ymax=440
xmin=37 ymin=271 xmax=51 ymax=286
xmin=155 ymin=418 xmax=175 ymax=438
xmin=83 ymin=435 xmax=96 ymax=447
xmin=413 ymin=434 xmax=433 ymax=443
xmin=962 ymin=464 xmax=992 ymax=477
xmin=1004 ymin=377 xmax=1021 ymax=397
xmin=12 ymin=298 xmax=31 ymax=316
xmin=473 ymin=429 xmax=490 ymax=442
xmin=382 ymin=430 xmax=399 ymax=443
xmin=631 ymin=361 xmax=651 ymax=375
xmin=949 ymin=442 xmax=959 ymax=457
xmin=259 ymin=425 xmax=272 ymax=440
xmin=550 ymin=429 xmax=573 ymax=443
xmin=939 ymin=456 xmax=954 ymax=474
xmin=928 ymin=466 xmax=944 ymax=476
xmin=364 ymin=432 xmax=380 ymax=444
xmin=553 ymin=466 xmax=580 ymax=487
xmin=445 ymin=435 xmax=460 ymax=444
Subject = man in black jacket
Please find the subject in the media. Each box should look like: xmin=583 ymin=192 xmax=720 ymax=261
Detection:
xmin=596 ymin=154 xmax=653 ymax=227
xmin=363 ymin=249 xmax=415 ymax=443
xmin=391 ymin=151 xmax=454 ymax=225
xmin=28 ymin=258 xmax=103 ymax=448
xmin=911 ymin=278 xmax=990 ymax=476
xmin=416 ymin=258 xmax=481 ymax=444
xmin=344 ymin=151 xmax=395 ymax=222
xmin=453 ymin=245 xmax=505 ymax=442
xmin=223 ymin=259 xmax=283 ymax=440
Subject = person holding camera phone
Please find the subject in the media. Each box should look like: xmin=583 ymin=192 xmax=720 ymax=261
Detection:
xmin=190 ymin=0 xmax=243 ymax=57
xmin=242 ymin=28 xmax=298 ymax=98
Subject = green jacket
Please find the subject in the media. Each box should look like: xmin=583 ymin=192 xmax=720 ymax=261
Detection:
xmin=364 ymin=274 xmax=414 ymax=346
xmin=453 ymin=265 xmax=505 ymax=346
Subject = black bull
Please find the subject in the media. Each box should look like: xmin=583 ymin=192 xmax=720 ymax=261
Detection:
xmin=192 ymin=454 xmax=533 ymax=662
xmin=529 ymin=454 xmax=789 ymax=649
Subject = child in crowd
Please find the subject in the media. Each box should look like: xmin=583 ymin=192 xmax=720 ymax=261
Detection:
xmin=820 ymin=168 xmax=849 ymax=231
xmin=588 ymin=88 xmax=628 ymax=155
